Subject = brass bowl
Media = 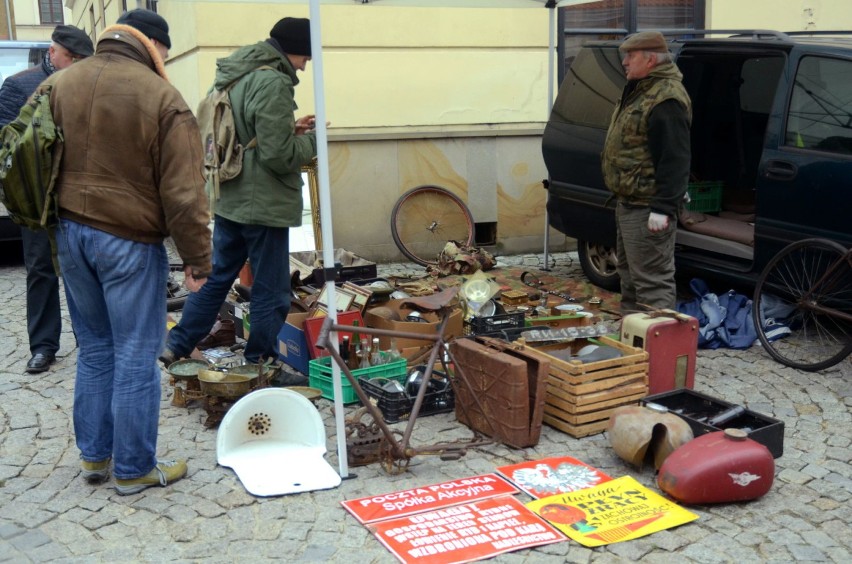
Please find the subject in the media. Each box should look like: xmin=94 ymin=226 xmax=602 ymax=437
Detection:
xmin=167 ymin=359 xmax=210 ymax=381
xmin=198 ymin=366 xmax=263 ymax=399
xmin=289 ymin=386 xmax=323 ymax=403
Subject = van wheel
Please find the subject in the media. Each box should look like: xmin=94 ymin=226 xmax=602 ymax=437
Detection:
xmin=578 ymin=240 xmax=620 ymax=292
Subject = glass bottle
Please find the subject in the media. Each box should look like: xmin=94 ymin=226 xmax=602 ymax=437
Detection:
xmin=340 ymin=336 xmax=350 ymax=368
xmin=359 ymin=337 xmax=371 ymax=368
xmin=348 ymin=322 xmax=361 ymax=370
xmin=387 ymin=337 xmax=402 ymax=363
xmin=370 ymin=337 xmax=383 ymax=366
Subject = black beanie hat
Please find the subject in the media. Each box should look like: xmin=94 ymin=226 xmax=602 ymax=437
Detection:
xmin=270 ymin=17 xmax=311 ymax=57
xmin=52 ymin=25 xmax=94 ymax=58
xmin=117 ymin=9 xmax=171 ymax=49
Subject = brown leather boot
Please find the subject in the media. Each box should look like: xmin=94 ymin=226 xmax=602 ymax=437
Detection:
xmin=195 ymin=319 xmax=237 ymax=350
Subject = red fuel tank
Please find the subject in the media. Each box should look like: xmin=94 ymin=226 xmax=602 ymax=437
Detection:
xmin=657 ymin=428 xmax=775 ymax=504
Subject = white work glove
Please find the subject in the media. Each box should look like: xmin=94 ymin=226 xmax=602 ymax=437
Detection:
xmin=647 ymin=212 xmax=669 ymax=232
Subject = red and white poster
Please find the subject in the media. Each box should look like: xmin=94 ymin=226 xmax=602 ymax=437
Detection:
xmin=341 ymin=474 xmax=519 ymax=525
xmin=368 ymin=495 xmax=565 ymax=564
xmin=496 ymin=456 xmax=613 ymax=499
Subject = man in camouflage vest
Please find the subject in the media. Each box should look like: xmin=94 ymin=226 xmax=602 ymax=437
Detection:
xmin=602 ymin=31 xmax=692 ymax=311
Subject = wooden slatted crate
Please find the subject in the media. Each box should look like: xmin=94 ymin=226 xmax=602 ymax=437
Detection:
xmin=516 ymin=336 xmax=649 ymax=438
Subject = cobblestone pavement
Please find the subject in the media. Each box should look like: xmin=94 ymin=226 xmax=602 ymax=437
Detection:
xmin=1 ymin=250 xmax=850 ymax=563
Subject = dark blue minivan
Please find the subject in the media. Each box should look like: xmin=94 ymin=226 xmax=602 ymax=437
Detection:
xmin=542 ymin=31 xmax=852 ymax=291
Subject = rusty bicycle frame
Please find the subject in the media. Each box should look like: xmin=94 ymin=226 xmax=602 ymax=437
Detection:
xmin=315 ymin=287 xmax=497 ymax=473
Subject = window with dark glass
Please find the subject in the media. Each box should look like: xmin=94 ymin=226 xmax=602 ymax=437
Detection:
xmin=39 ymin=0 xmax=64 ymax=25
xmin=552 ymin=47 xmax=624 ymax=130
xmin=559 ymin=0 xmax=704 ymax=82
xmin=786 ymin=56 xmax=852 ymax=155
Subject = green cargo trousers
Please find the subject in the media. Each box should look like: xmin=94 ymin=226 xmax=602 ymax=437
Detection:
xmin=615 ymin=202 xmax=677 ymax=312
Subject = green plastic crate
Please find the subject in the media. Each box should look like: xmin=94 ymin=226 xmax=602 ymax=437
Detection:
xmin=686 ymin=181 xmax=723 ymax=213
xmin=308 ymin=355 xmax=408 ymax=403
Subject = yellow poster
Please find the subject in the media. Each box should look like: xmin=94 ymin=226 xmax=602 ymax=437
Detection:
xmin=526 ymin=476 xmax=698 ymax=547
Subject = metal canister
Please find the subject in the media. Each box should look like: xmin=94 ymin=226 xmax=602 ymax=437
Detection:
xmin=657 ymin=429 xmax=775 ymax=504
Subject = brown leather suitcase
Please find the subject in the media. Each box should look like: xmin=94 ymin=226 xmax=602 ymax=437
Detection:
xmin=449 ymin=337 xmax=549 ymax=448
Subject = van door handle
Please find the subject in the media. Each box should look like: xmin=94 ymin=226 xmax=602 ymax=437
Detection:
xmin=763 ymin=160 xmax=797 ymax=180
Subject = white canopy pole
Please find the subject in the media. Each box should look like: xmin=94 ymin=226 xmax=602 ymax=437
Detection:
xmin=308 ymin=0 xmax=348 ymax=478
xmin=542 ymin=1 xmax=556 ymax=271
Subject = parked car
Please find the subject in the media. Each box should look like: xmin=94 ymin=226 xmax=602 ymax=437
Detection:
xmin=0 ymin=40 xmax=50 ymax=243
xmin=542 ymin=31 xmax=852 ymax=292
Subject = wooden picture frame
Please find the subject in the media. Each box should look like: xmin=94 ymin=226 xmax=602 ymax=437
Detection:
xmin=342 ymin=282 xmax=373 ymax=313
xmin=317 ymin=284 xmax=356 ymax=312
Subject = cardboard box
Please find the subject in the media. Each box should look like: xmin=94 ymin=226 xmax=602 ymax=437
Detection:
xmin=303 ymin=310 xmax=364 ymax=360
xmin=277 ymin=312 xmax=311 ymax=374
xmin=364 ymin=299 xmax=464 ymax=350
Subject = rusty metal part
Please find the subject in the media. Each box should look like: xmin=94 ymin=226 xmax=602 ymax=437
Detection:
xmin=520 ymin=271 xmax=576 ymax=302
xmin=381 ymin=433 xmax=412 ymax=475
xmin=345 ymin=407 xmax=387 ymax=467
xmin=607 ymin=404 xmax=694 ymax=469
xmin=201 ymin=395 xmax=237 ymax=429
xmin=400 ymin=286 xmax=460 ymax=312
xmin=170 ymin=376 xmax=203 ymax=408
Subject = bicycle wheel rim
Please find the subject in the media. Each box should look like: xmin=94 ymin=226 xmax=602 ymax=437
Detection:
xmin=752 ymin=239 xmax=852 ymax=371
xmin=391 ymin=186 xmax=474 ymax=266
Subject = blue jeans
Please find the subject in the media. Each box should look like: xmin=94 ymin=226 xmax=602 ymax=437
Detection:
xmin=57 ymin=219 xmax=166 ymax=479
xmin=167 ymin=215 xmax=291 ymax=364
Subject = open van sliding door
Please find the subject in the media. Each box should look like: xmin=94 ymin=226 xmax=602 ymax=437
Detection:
xmin=674 ymin=45 xmax=786 ymax=280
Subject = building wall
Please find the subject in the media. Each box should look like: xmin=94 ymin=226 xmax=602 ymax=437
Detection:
xmin=10 ymin=0 xmax=75 ymax=41
xmin=706 ymin=0 xmax=852 ymax=30
xmin=46 ymin=1 xmax=852 ymax=260
xmin=129 ymin=1 xmax=563 ymax=259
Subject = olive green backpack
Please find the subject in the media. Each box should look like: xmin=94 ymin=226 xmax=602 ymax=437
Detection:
xmin=0 ymin=85 xmax=64 ymax=272
xmin=197 ymin=65 xmax=272 ymax=211
xmin=0 ymin=85 xmax=64 ymax=232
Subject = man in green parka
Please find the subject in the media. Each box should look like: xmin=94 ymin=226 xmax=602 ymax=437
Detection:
xmin=602 ymin=31 xmax=692 ymax=311
xmin=163 ymin=17 xmax=317 ymax=368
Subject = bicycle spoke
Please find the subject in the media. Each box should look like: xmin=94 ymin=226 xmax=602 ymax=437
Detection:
xmin=754 ymin=239 xmax=852 ymax=371
xmin=391 ymin=186 xmax=474 ymax=266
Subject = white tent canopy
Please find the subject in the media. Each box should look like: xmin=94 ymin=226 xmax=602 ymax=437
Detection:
xmin=172 ymin=0 xmax=594 ymax=479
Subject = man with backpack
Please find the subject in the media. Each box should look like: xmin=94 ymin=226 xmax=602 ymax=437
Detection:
xmin=0 ymin=25 xmax=93 ymax=374
xmin=161 ymin=17 xmax=317 ymax=372
xmin=43 ymin=9 xmax=212 ymax=494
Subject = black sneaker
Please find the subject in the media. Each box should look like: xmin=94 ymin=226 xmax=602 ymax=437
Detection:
xmin=158 ymin=349 xmax=178 ymax=367
xmin=273 ymin=369 xmax=309 ymax=387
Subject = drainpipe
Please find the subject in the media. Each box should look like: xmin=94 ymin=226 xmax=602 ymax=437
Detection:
xmin=4 ymin=0 xmax=13 ymax=40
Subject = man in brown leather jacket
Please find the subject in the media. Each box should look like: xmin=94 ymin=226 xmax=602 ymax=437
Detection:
xmin=42 ymin=9 xmax=212 ymax=495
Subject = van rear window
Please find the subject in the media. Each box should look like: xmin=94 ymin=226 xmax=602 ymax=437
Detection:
xmin=551 ymin=47 xmax=625 ymax=130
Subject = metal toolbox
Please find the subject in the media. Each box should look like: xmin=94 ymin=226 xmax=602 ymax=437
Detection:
xmin=641 ymin=389 xmax=784 ymax=458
